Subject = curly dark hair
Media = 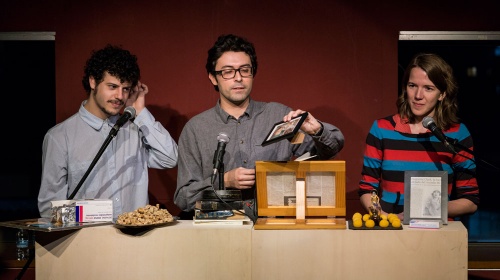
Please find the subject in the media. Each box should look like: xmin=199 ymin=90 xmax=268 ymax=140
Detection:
xmin=82 ymin=44 xmax=140 ymax=94
xmin=206 ymin=34 xmax=258 ymax=92
xmin=397 ymin=53 xmax=459 ymax=130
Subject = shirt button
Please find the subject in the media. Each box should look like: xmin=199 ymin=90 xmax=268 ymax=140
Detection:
xmin=240 ymin=140 xmax=244 ymax=144
xmin=115 ymin=197 xmax=119 ymax=202
xmin=244 ymin=160 xmax=247 ymax=163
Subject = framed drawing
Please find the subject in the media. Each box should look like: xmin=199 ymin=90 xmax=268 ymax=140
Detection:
xmin=261 ymin=112 xmax=308 ymax=146
xmin=403 ymin=171 xmax=448 ymax=225
xmin=254 ymin=160 xmax=346 ymax=229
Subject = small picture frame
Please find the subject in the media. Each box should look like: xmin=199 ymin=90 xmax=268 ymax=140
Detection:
xmin=261 ymin=112 xmax=308 ymax=146
xmin=403 ymin=171 xmax=448 ymax=225
xmin=284 ymin=196 xmax=321 ymax=206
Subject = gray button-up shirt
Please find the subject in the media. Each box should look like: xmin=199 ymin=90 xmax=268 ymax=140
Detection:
xmin=38 ymin=101 xmax=178 ymax=219
xmin=174 ymin=99 xmax=344 ymax=211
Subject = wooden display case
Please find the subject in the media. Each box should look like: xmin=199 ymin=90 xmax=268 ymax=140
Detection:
xmin=254 ymin=161 xmax=346 ymax=229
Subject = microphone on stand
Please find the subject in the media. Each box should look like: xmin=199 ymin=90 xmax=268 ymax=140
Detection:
xmin=110 ymin=106 xmax=136 ymax=137
xmin=68 ymin=106 xmax=136 ymax=199
xmin=211 ymin=132 xmax=230 ymax=185
xmin=422 ymin=116 xmax=457 ymax=154
xmin=197 ymin=132 xmax=244 ymax=217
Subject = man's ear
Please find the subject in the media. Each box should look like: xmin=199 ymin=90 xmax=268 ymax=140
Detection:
xmin=208 ymin=73 xmax=218 ymax=86
xmin=89 ymin=76 xmax=96 ymax=90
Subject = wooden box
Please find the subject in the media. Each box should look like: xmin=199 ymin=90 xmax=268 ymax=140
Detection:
xmin=254 ymin=161 xmax=346 ymax=229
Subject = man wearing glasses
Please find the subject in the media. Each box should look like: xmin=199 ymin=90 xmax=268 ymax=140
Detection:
xmin=174 ymin=34 xmax=344 ymax=216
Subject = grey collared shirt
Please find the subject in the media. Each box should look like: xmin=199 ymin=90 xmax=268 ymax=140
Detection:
xmin=38 ymin=101 xmax=178 ymax=219
xmin=174 ymin=99 xmax=344 ymax=211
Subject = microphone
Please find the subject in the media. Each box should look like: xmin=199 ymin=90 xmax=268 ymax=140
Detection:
xmin=211 ymin=132 xmax=230 ymax=185
xmin=110 ymin=106 xmax=136 ymax=137
xmin=422 ymin=116 xmax=457 ymax=154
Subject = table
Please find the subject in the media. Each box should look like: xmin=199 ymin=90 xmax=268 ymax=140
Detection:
xmin=34 ymin=220 xmax=467 ymax=280
xmin=252 ymin=221 xmax=467 ymax=279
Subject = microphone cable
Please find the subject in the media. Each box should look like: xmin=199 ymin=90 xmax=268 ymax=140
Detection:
xmin=207 ymin=183 xmax=257 ymax=224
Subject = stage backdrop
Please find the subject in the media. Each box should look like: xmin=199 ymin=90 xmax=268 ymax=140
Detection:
xmin=1 ymin=0 xmax=499 ymax=219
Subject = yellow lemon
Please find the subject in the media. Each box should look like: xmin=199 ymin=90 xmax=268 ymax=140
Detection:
xmin=362 ymin=214 xmax=371 ymax=222
xmin=365 ymin=219 xmax=375 ymax=228
xmin=352 ymin=212 xmax=362 ymax=220
xmin=352 ymin=219 xmax=363 ymax=228
xmin=391 ymin=219 xmax=401 ymax=228
xmin=387 ymin=213 xmax=396 ymax=222
xmin=380 ymin=214 xmax=388 ymax=221
xmin=389 ymin=214 xmax=401 ymax=224
xmin=379 ymin=219 xmax=389 ymax=228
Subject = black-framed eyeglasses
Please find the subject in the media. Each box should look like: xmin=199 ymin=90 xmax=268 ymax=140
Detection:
xmin=214 ymin=66 xmax=253 ymax=79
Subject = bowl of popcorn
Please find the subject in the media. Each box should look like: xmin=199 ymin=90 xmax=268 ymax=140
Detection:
xmin=115 ymin=204 xmax=176 ymax=228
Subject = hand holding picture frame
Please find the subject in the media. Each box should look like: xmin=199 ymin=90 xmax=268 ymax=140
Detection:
xmin=261 ymin=112 xmax=308 ymax=146
xmin=403 ymin=171 xmax=448 ymax=225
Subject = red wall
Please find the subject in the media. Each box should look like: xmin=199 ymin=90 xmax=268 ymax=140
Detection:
xmin=1 ymin=0 xmax=499 ymax=216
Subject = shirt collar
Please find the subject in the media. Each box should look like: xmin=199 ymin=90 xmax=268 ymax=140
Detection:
xmin=393 ymin=114 xmax=412 ymax=133
xmin=215 ymin=98 xmax=260 ymax=123
xmin=79 ymin=100 xmax=119 ymax=131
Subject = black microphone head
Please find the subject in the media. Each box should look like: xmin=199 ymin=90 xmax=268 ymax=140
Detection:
xmin=217 ymin=132 xmax=230 ymax=143
xmin=123 ymin=106 xmax=136 ymax=118
xmin=111 ymin=106 xmax=136 ymax=134
xmin=422 ymin=116 xmax=435 ymax=129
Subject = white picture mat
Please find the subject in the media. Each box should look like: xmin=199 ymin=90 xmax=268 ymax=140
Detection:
xmin=403 ymin=171 xmax=448 ymax=225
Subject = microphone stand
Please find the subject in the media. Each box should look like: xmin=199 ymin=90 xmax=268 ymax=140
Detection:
xmin=218 ymin=163 xmax=224 ymax=190
xmin=68 ymin=129 xmax=118 ymax=200
xmin=17 ymin=124 xmax=123 ymax=280
xmin=446 ymin=136 xmax=474 ymax=156
xmin=446 ymin=136 xmax=500 ymax=172
xmin=199 ymin=162 xmax=244 ymax=213
xmin=18 ymin=136 xmax=118 ymax=280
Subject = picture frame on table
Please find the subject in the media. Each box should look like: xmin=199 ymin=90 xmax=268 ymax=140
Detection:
xmin=255 ymin=160 xmax=346 ymax=217
xmin=261 ymin=112 xmax=308 ymax=146
xmin=403 ymin=170 xmax=448 ymax=225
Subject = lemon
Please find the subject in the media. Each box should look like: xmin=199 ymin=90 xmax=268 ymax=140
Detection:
xmin=379 ymin=219 xmax=389 ymax=228
xmin=362 ymin=214 xmax=371 ymax=222
xmin=352 ymin=212 xmax=362 ymax=220
xmin=365 ymin=219 xmax=375 ymax=228
xmin=380 ymin=214 xmax=388 ymax=221
xmin=387 ymin=213 xmax=396 ymax=222
xmin=391 ymin=219 xmax=401 ymax=228
xmin=352 ymin=219 xmax=363 ymax=228
xmin=389 ymin=214 xmax=401 ymax=224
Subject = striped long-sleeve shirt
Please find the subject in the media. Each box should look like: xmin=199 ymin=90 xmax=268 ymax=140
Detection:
xmin=358 ymin=114 xmax=479 ymax=214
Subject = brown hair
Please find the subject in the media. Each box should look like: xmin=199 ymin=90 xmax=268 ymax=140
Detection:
xmin=397 ymin=53 xmax=459 ymax=130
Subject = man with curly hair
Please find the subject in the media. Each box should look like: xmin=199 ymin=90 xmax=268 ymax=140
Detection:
xmin=38 ymin=45 xmax=178 ymax=219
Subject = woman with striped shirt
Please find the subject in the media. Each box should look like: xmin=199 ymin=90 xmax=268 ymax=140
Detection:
xmin=358 ymin=53 xmax=479 ymax=221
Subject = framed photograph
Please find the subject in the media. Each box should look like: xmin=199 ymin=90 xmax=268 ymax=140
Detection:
xmin=261 ymin=112 xmax=308 ymax=146
xmin=255 ymin=160 xmax=346 ymax=217
xmin=403 ymin=171 xmax=448 ymax=225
